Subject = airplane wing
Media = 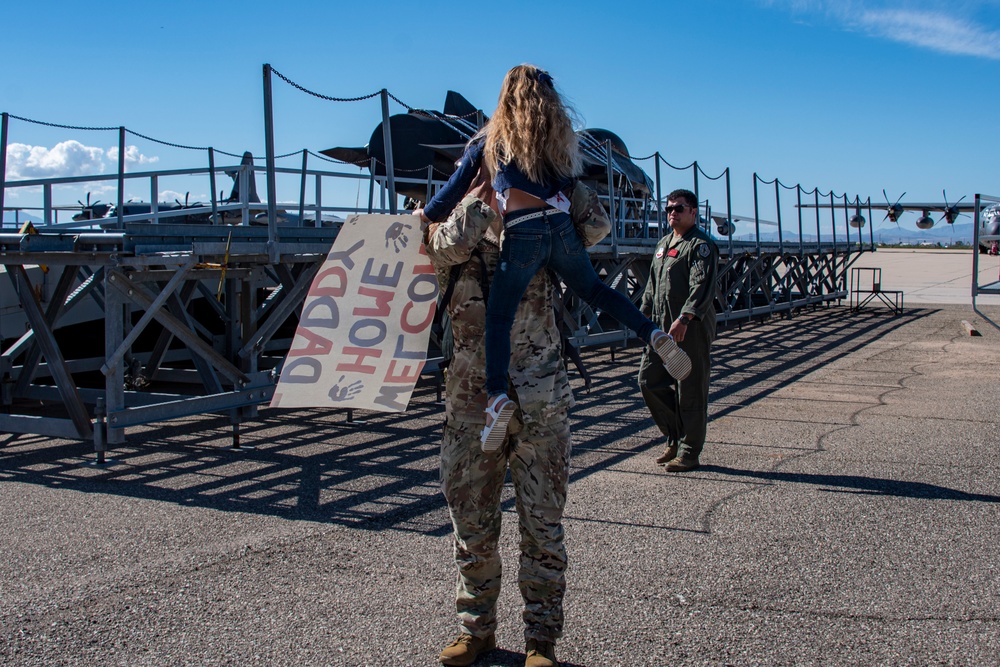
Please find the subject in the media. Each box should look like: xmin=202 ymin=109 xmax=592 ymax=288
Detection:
xmin=797 ymin=201 xmax=980 ymax=212
xmin=319 ymin=146 xmax=370 ymax=165
xmin=712 ymin=212 xmax=779 ymax=227
xmin=875 ymin=202 xmax=979 ymax=212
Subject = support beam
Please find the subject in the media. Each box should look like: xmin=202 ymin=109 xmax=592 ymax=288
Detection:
xmin=12 ymin=266 xmax=93 ymax=439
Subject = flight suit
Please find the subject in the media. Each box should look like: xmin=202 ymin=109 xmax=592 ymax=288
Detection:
xmin=638 ymin=224 xmax=719 ymax=460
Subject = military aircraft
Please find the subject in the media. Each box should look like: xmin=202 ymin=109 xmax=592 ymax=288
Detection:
xmin=55 ymin=153 xmax=258 ymax=228
xmin=321 ymin=91 xmax=655 ymax=215
xmin=117 ymin=151 xmax=258 ymax=226
xmin=865 ymin=190 xmax=1000 ymax=252
xmin=221 ymin=151 xmax=341 ymax=227
xmin=978 ymin=203 xmax=1000 ymax=253
xmin=709 ymin=211 xmax=781 ymax=239
xmin=70 ymin=193 xmax=112 ymax=222
xmin=803 ymin=189 xmax=980 ymax=230
xmin=798 ymin=189 xmax=1000 ymax=250
xmin=51 ymin=152 xmax=334 ymax=228
xmin=872 ymin=190 xmax=977 ymax=230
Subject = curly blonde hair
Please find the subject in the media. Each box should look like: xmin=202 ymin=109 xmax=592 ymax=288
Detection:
xmin=477 ymin=64 xmax=582 ymax=185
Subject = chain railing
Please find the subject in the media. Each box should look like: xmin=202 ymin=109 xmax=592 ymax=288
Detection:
xmin=3 ymin=65 xmax=875 ymax=256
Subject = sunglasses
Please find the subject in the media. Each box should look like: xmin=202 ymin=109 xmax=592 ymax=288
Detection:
xmin=664 ymin=204 xmax=689 ymax=214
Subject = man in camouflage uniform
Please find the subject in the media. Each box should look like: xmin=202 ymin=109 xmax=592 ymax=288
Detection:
xmin=639 ymin=188 xmax=719 ymax=472
xmin=421 ymin=187 xmax=573 ymax=667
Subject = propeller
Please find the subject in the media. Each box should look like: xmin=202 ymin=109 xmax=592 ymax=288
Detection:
xmin=72 ymin=192 xmax=109 ymax=221
xmin=173 ymin=192 xmax=203 ymax=209
xmin=882 ymin=189 xmax=905 ymax=224
xmin=939 ymin=189 xmax=967 ymax=225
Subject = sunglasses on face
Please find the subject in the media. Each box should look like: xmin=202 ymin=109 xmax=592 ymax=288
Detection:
xmin=664 ymin=204 xmax=689 ymax=214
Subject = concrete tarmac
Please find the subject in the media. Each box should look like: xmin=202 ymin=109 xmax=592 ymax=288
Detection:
xmin=2 ymin=254 xmax=999 ymax=666
xmin=851 ymin=247 xmax=1000 ymax=305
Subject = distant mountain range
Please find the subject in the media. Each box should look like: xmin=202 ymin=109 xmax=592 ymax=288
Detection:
xmin=732 ymin=223 xmax=977 ymax=246
xmin=2 ymin=212 xmax=43 ymax=228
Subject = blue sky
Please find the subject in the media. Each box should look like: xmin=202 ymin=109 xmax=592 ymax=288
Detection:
xmin=3 ymin=0 xmax=998 ymax=233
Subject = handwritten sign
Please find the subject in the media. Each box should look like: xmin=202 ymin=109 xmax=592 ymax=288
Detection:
xmin=270 ymin=214 xmax=438 ymax=412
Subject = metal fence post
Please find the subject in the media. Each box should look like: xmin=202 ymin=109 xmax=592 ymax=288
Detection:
xmin=814 ymin=190 xmax=821 ymax=254
xmin=752 ymin=174 xmax=761 ymax=256
xmin=972 ymin=194 xmax=981 ymax=301
xmin=797 ymin=187 xmax=804 ymax=257
xmin=368 ymin=158 xmax=376 ymax=214
xmin=605 ymin=140 xmax=617 ymax=257
xmin=298 ymin=149 xmax=308 ymax=225
xmin=380 ymin=89 xmax=397 ymax=215
xmin=117 ymin=126 xmax=125 ymax=230
xmin=775 ymin=179 xmax=784 ymax=255
xmin=693 ymin=161 xmax=700 ymax=207
xmin=725 ymin=167 xmax=734 ymax=257
xmin=0 ymin=112 xmax=8 ymax=228
xmin=654 ymin=152 xmax=662 ymax=238
xmin=262 ymin=63 xmax=279 ymax=262
xmin=208 ymin=147 xmax=219 ymax=224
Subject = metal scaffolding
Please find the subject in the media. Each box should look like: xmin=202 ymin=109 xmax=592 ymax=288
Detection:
xmin=0 ymin=68 xmax=875 ymax=458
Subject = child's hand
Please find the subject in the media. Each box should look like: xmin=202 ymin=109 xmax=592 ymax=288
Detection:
xmin=412 ymin=208 xmax=431 ymax=230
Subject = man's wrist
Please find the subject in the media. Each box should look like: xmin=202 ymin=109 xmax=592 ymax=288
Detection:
xmin=677 ymin=315 xmax=692 ymax=325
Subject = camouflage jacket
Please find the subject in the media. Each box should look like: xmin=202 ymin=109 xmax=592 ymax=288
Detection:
xmin=425 ymin=195 xmax=574 ymax=426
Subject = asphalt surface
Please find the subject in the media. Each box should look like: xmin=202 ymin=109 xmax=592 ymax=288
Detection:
xmin=2 ymin=296 xmax=999 ymax=665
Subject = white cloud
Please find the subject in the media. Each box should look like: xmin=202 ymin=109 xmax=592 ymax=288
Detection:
xmin=761 ymin=1 xmax=1000 ymax=59
xmin=5 ymin=141 xmax=162 ymax=183
xmin=159 ymin=190 xmax=210 ymax=204
xmin=106 ymin=145 xmax=160 ymax=167
xmin=5 ymin=140 xmax=106 ymax=179
xmin=854 ymin=8 xmax=1000 ymax=59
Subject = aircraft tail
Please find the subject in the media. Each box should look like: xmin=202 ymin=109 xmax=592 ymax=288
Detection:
xmin=225 ymin=152 xmax=260 ymax=203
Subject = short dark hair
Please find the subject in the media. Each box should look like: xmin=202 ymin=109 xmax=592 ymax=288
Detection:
xmin=666 ymin=189 xmax=697 ymax=209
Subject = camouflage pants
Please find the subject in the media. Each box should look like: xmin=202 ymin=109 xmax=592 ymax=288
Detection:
xmin=440 ymin=416 xmax=571 ymax=642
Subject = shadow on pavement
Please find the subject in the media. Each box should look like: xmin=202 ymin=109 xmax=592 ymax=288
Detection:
xmin=0 ymin=306 xmax=935 ymax=534
xmin=704 ymin=465 xmax=1000 ymax=503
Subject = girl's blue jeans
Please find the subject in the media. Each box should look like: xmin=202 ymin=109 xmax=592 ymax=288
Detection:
xmin=484 ymin=208 xmax=657 ymax=397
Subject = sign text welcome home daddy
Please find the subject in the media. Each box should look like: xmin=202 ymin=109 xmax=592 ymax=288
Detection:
xmin=271 ymin=214 xmax=438 ymax=412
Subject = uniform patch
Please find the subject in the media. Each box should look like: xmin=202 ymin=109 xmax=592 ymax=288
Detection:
xmin=656 ymin=247 xmax=665 ymax=258
xmin=666 ymin=248 xmax=679 ymax=258
xmin=698 ymin=244 xmax=711 ymax=258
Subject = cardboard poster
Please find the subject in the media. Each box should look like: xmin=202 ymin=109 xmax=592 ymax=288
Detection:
xmin=270 ymin=214 xmax=438 ymax=412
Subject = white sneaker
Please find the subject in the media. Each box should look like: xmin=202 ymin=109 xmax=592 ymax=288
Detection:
xmin=651 ymin=330 xmax=692 ymax=381
xmin=480 ymin=393 xmax=516 ymax=452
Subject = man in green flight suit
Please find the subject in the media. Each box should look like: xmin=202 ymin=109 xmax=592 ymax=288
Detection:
xmin=638 ymin=188 xmax=719 ymax=472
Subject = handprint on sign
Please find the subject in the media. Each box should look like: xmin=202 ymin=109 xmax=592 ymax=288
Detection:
xmin=385 ymin=221 xmax=412 ymax=253
xmin=328 ymin=375 xmax=364 ymax=402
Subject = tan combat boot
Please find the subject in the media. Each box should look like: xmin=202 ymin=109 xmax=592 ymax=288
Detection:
xmin=439 ymin=633 xmax=496 ymax=666
xmin=655 ymin=442 xmax=678 ymax=465
xmin=665 ymin=455 xmax=700 ymax=472
xmin=525 ymin=638 xmax=557 ymax=667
